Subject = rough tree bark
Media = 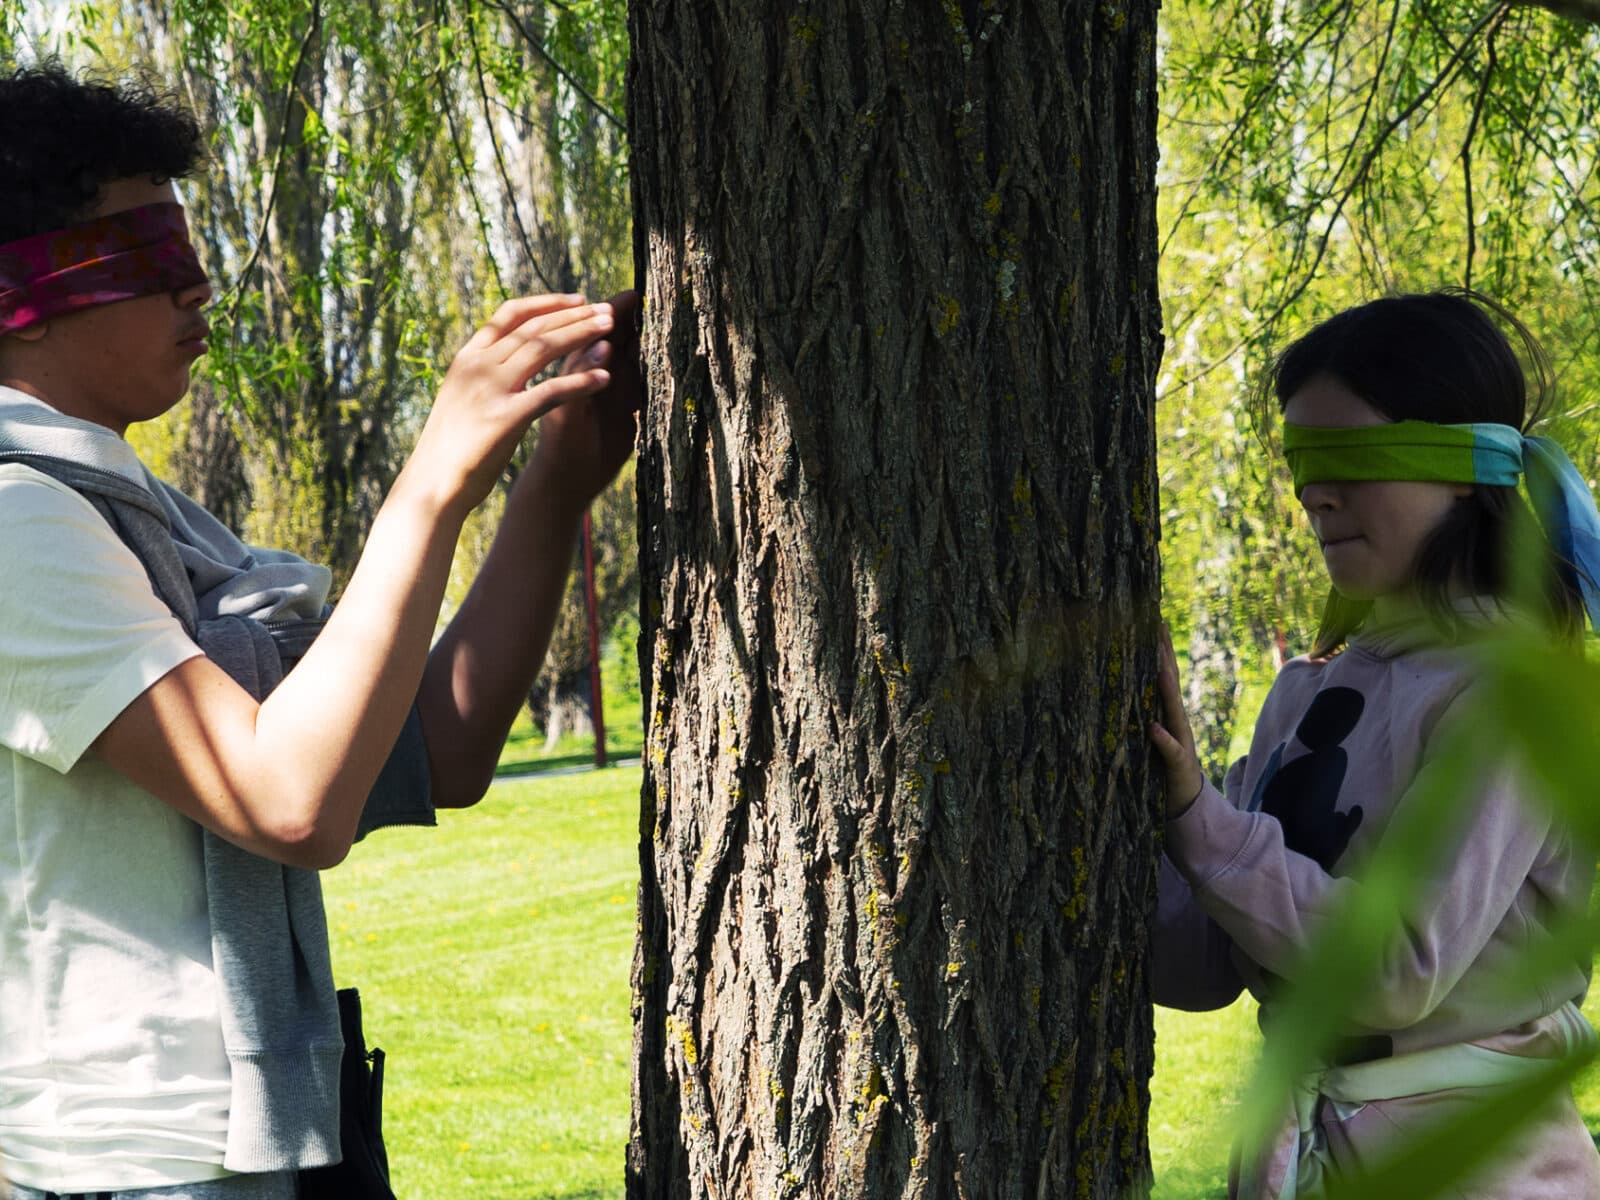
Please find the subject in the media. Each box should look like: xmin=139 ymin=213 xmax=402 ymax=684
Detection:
xmin=628 ymin=2 xmax=1163 ymax=1197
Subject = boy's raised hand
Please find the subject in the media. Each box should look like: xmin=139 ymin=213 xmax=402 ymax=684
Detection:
xmin=406 ymin=294 xmax=616 ymax=517
xmin=94 ymin=292 xmax=628 ymax=862
xmin=1149 ymin=623 xmax=1205 ymax=819
xmin=531 ymin=288 xmax=643 ymax=515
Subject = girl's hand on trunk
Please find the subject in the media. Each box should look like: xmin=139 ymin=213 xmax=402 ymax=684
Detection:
xmin=1149 ymin=624 xmax=1204 ymax=819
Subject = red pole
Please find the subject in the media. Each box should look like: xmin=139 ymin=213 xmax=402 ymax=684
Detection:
xmin=581 ymin=509 xmax=607 ymax=768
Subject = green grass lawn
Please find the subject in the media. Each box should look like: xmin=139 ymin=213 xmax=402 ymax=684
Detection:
xmin=324 ymin=768 xmax=640 ymax=1198
xmin=326 ymin=765 xmax=1600 ymax=1198
xmin=494 ymin=701 xmax=644 ymax=777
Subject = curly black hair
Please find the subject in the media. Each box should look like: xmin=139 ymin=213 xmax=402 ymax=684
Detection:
xmin=0 ymin=61 xmax=204 ymax=244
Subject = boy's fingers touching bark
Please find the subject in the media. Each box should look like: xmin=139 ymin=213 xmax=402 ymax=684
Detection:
xmin=492 ymin=301 xmax=613 ymax=368
xmin=519 ymin=365 xmax=613 ymax=424
xmin=500 ymin=319 xmax=612 ymax=394
xmin=465 ymin=293 xmax=585 ymax=351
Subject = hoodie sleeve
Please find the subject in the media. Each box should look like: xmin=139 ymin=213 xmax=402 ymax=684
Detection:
xmin=1163 ymin=686 xmax=1555 ymax=1031
xmin=1150 ymin=757 xmax=1246 ymax=1011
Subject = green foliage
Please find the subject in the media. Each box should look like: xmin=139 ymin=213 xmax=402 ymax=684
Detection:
xmin=602 ymin=607 xmax=644 ymax=718
xmin=1158 ymin=0 xmax=1600 ymax=755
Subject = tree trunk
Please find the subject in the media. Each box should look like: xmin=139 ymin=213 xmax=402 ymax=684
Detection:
xmin=545 ymin=673 xmax=595 ymax=752
xmin=628 ymin=2 xmax=1164 ymax=1197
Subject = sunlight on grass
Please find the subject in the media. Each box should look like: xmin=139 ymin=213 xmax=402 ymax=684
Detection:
xmin=324 ymin=767 xmax=641 ymax=1199
xmin=496 ymin=699 xmax=644 ymax=775
xmin=1151 ymin=1001 xmax=1256 ymax=1199
xmin=324 ymin=760 xmax=1600 ymax=1197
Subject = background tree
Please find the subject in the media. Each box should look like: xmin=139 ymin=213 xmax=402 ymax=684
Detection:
xmin=627 ymin=1 xmax=1164 ymax=1195
xmin=452 ymin=0 xmax=639 ymax=734
xmin=532 ymin=458 xmax=641 ymax=747
xmin=111 ymin=0 xmax=467 ymax=564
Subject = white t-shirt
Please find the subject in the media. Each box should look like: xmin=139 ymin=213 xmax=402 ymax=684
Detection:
xmin=0 ymin=463 xmax=234 ymax=1189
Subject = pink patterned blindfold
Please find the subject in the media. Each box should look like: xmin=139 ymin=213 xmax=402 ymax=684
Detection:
xmin=0 ymin=202 xmax=208 ymax=335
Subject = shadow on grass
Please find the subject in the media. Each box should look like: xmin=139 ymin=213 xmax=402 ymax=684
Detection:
xmin=494 ymin=747 xmax=643 ymax=777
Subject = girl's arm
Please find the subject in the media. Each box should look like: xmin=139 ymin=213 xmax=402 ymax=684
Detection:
xmin=1164 ymin=697 xmax=1563 ymax=1031
xmin=1148 ymin=624 xmax=1245 ymax=1010
xmin=1153 ymin=853 xmax=1246 ymax=1011
xmin=1149 ymin=628 xmax=1571 ymax=1031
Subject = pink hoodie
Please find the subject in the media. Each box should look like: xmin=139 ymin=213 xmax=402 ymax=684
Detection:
xmin=1155 ymin=612 xmax=1600 ymax=1197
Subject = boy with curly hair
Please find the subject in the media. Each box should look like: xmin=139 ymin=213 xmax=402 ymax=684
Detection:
xmin=0 ymin=63 xmax=638 ymax=1196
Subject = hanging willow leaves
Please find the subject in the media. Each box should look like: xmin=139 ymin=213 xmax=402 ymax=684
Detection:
xmin=1158 ymin=0 xmax=1600 ymax=757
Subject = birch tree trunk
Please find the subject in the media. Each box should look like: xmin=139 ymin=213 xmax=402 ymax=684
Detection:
xmin=628 ymin=2 xmax=1164 ymax=1196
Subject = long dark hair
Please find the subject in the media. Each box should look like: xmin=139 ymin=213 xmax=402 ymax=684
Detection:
xmin=1265 ymin=289 xmax=1586 ymax=656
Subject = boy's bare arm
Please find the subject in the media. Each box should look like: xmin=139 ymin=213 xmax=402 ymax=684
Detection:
xmin=417 ymin=289 xmax=641 ymax=807
xmin=91 ymin=295 xmax=616 ymax=869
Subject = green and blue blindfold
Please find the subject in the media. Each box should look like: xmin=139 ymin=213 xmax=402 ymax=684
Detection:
xmin=1282 ymin=420 xmax=1600 ymax=631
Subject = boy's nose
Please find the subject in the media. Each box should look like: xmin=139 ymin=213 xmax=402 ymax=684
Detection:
xmin=174 ymin=277 xmax=214 ymax=308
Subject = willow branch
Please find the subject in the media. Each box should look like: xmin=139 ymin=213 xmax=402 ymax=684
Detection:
xmin=478 ymin=0 xmax=624 ymax=132
xmin=217 ymin=0 xmax=321 ymax=326
xmin=1158 ymin=1 xmax=1348 ymax=258
xmin=1460 ymin=12 xmax=1504 ymax=290
xmin=1248 ymin=1 xmax=1506 ymax=339
xmin=1161 ymin=3 xmax=1508 ymax=399
xmin=468 ymin=10 xmax=558 ymax=292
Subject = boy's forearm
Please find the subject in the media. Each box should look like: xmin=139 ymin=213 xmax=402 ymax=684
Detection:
xmin=249 ymin=469 xmax=467 ymax=853
xmin=417 ymin=462 xmax=586 ymax=806
xmin=87 ymin=295 xmax=618 ymax=867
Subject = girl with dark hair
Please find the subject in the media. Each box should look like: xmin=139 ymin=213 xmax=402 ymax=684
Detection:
xmin=1149 ymin=291 xmax=1600 ymax=1198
